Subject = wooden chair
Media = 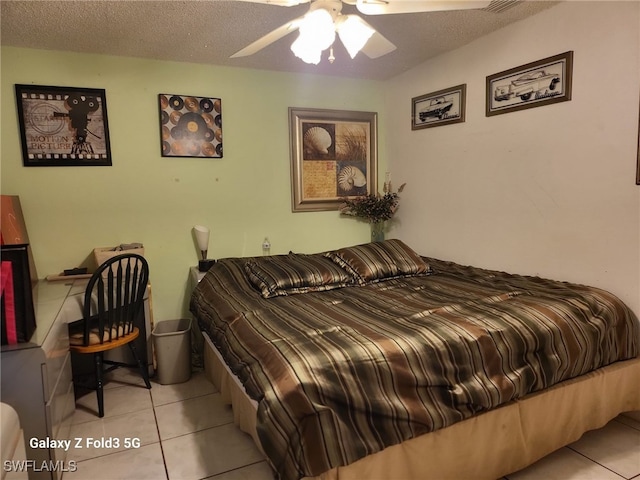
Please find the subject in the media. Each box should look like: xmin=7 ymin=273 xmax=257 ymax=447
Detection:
xmin=69 ymin=253 xmax=151 ymax=417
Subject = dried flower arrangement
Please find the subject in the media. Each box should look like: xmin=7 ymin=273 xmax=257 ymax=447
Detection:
xmin=339 ymin=182 xmax=406 ymax=224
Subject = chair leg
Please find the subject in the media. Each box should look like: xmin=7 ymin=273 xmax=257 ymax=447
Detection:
xmin=94 ymin=352 xmax=105 ymax=418
xmin=128 ymin=342 xmax=151 ymax=389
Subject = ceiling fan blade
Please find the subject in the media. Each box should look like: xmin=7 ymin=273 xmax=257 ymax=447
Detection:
xmin=337 ymin=16 xmax=396 ymax=58
xmin=356 ymin=0 xmax=491 ymax=15
xmin=230 ymin=17 xmax=304 ymax=57
xmin=360 ymin=29 xmax=397 ymax=58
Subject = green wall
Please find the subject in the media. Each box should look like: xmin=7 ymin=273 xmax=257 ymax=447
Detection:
xmin=1 ymin=47 xmax=387 ymax=320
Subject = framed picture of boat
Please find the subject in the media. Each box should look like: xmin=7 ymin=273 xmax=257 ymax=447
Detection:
xmin=411 ymin=84 xmax=466 ymax=130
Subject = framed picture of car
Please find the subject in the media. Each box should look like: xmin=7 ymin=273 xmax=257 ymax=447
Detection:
xmin=412 ymin=84 xmax=466 ymax=130
xmin=486 ymin=51 xmax=573 ymax=117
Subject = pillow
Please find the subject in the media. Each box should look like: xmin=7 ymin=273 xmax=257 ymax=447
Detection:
xmin=245 ymin=253 xmax=354 ymax=298
xmin=324 ymin=239 xmax=431 ymax=283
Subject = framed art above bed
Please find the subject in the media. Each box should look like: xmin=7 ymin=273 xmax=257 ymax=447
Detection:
xmin=289 ymin=107 xmax=377 ymax=212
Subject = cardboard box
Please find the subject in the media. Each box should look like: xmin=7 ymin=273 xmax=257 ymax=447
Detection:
xmin=93 ymin=244 xmax=144 ymax=268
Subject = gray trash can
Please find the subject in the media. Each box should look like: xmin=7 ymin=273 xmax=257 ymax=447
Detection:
xmin=152 ymin=318 xmax=192 ymax=385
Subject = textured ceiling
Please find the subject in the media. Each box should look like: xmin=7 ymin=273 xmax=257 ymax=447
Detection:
xmin=0 ymin=0 xmax=556 ymax=80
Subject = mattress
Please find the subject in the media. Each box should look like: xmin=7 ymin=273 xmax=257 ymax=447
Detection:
xmin=202 ymin=334 xmax=640 ymax=480
xmin=190 ymin=241 xmax=639 ymax=480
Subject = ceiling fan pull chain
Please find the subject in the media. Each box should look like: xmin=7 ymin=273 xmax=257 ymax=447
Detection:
xmin=328 ymin=46 xmax=336 ymax=63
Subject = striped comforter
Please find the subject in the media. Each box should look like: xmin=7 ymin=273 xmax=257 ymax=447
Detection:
xmin=190 ymin=256 xmax=639 ymax=480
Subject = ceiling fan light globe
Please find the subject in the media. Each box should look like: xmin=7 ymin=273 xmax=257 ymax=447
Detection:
xmin=337 ymin=16 xmax=374 ymax=58
xmin=291 ymin=34 xmax=323 ymax=64
xmin=299 ymin=8 xmax=336 ymax=51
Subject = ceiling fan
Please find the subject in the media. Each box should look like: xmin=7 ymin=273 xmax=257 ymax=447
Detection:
xmin=230 ymin=0 xmax=492 ymax=64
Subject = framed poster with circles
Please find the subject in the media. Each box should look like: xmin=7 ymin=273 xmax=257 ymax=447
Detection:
xmin=158 ymin=94 xmax=223 ymax=158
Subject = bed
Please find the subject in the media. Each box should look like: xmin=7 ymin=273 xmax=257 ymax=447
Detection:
xmin=189 ymin=239 xmax=640 ymax=480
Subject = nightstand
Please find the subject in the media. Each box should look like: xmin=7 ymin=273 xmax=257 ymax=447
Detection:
xmin=190 ymin=266 xmax=207 ymax=287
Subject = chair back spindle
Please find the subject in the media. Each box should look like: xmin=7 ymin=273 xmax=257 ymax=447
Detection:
xmin=81 ymin=254 xmax=149 ymax=346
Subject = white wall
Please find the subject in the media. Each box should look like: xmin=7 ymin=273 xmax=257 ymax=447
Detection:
xmin=386 ymin=1 xmax=640 ymax=315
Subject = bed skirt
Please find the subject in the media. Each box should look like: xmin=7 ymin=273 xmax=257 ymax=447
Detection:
xmin=202 ymin=333 xmax=640 ymax=480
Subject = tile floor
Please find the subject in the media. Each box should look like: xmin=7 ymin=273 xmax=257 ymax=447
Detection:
xmin=63 ymin=368 xmax=640 ymax=480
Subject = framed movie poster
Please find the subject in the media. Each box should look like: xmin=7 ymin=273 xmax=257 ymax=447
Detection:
xmin=289 ymin=107 xmax=377 ymax=212
xmin=15 ymin=84 xmax=112 ymax=166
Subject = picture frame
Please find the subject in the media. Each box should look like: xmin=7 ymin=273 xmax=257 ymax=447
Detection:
xmin=15 ymin=84 xmax=112 ymax=166
xmin=486 ymin=51 xmax=573 ymax=117
xmin=637 ymin=116 xmax=640 ymax=185
xmin=289 ymin=107 xmax=377 ymax=212
xmin=411 ymin=84 xmax=466 ymax=130
xmin=159 ymin=94 xmax=222 ymax=158
xmin=637 ymin=96 xmax=640 ymax=185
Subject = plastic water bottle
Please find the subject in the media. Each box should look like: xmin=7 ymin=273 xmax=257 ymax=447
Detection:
xmin=262 ymin=237 xmax=271 ymax=256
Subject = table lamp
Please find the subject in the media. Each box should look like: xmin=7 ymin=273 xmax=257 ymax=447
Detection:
xmin=194 ymin=225 xmax=215 ymax=272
